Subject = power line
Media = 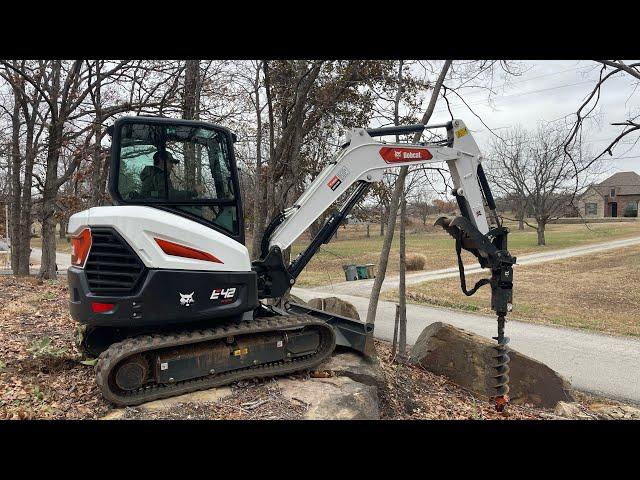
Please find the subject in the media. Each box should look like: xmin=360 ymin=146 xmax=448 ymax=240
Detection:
xmin=436 ymin=79 xmax=598 ymax=116
xmin=449 ymin=63 xmax=592 ymax=101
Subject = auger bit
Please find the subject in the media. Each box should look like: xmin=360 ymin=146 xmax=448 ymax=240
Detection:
xmin=436 ymin=216 xmax=516 ymax=411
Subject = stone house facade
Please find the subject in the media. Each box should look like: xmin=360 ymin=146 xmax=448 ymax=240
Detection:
xmin=578 ymin=171 xmax=640 ymax=218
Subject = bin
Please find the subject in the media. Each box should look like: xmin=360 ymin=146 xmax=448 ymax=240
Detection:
xmin=364 ymin=264 xmax=376 ymax=279
xmin=356 ymin=265 xmax=368 ymax=280
xmin=342 ymin=264 xmax=358 ymax=281
xmin=356 ymin=263 xmax=376 ymax=280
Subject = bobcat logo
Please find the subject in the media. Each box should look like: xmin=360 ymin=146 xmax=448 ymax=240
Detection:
xmin=179 ymin=292 xmax=195 ymax=307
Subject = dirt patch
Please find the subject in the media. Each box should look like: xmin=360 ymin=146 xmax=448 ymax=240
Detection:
xmin=110 ymin=378 xmax=309 ymax=420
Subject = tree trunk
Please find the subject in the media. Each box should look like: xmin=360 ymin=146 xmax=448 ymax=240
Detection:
xmin=536 ymin=222 xmax=546 ymax=246
xmin=182 ymin=60 xmax=200 ymax=187
xmin=39 ymin=122 xmax=64 ymax=280
xmin=89 ymin=61 xmax=105 ymax=208
xmin=9 ymin=92 xmax=22 ymax=274
xmin=59 ymin=220 xmax=67 ymax=239
xmin=517 ymin=203 xmax=525 ymax=230
xmin=380 ymin=203 xmax=389 ymax=237
xmin=17 ymin=112 xmax=38 ymax=276
xmin=365 ymin=166 xmax=409 ymax=325
xmin=392 ymin=304 xmax=400 ymax=357
xmin=398 ymin=191 xmax=408 ymax=361
xmin=253 ymin=60 xmax=275 ymax=258
xmin=251 ymin=62 xmax=266 ymax=260
xmin=365 ymin=60 xmax=452 ymax=326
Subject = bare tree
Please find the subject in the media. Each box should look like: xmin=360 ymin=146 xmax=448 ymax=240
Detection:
xmin=0 ymin=61 xmax=48 ymax=275
xmin=255 ymin=60 xmax=393 ymax=260
xmin=490 ymin=122 xmax=592 ymax=245
xmin=409 ymin=190 xmax=434 ymax=226
xmin=565 ymin=60 xmax=640 ymax=174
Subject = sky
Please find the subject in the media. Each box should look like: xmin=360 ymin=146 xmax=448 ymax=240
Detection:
xmin=423 ymin=60 xmax=640 ymax=182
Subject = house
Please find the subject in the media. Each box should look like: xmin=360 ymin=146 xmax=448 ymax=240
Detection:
xmin=578 ymin=171 xmax=640 ymax=218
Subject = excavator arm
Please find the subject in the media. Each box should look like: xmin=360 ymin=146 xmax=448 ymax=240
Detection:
xmin=253 ymin=119 xmax=516 ymax=410
xmin=254 ymin=119 xmax=513 ymax=302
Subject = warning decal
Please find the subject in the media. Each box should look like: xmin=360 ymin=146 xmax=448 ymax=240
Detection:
xmin=327 ymin=175 xmax=342 ymax=191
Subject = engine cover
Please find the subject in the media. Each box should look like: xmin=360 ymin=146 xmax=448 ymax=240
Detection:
xmin=68 ymin=205 xmax=252 ymax=273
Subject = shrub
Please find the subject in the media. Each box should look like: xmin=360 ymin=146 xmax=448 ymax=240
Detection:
xmin=405 ymin=253 xmax=427 ymax=271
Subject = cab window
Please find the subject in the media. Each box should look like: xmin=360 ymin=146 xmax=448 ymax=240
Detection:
xmin=116 ymin=122 xmax=239 ymax=235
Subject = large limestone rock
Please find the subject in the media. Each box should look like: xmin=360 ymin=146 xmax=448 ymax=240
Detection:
xmin=409 ymin=322 xmax=575 ymax=408
xmin=320 ymin=350 xmax=385 ymax=389
xmin=307 ymin=297 xmax=360 ymax=320
xmin=101 ymin=387 xmax=233 ymax=420
xmin=274 ymin=348 xmax=383 ymax=420
xmin=588 ymin=403 xmax=640 ymax=420
xmin=276 ymin=375 xmax=379 ymax=420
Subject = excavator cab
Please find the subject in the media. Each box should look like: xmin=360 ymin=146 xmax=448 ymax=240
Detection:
xmin=108 ymin=116 xmax=245 ymax=245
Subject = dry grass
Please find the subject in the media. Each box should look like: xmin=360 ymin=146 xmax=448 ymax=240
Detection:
xmin=288 ymin=219 xmax=640 ymax=288
xmin=383 ymin=244 xmax=640 ymax=337
xmin=405 ymin=253 xmax=427 ymax=271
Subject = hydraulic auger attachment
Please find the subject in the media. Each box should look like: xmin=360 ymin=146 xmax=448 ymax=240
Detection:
xmin=435 ymin=215 xmax=516 ymax=411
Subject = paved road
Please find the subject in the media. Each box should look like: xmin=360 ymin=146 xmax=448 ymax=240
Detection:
xmin=292 ymin=287 xmax=640 ymax=405
xmin=311 ymin=235 xmax=640 ymax=296
xmin=29 ymin=247 xmax=72 ymax=270
xmin=0 ymin=247 xmax=72 ymax=275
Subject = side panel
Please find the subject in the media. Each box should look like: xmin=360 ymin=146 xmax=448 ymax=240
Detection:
xmin=68 ymin=206 xmax=251 ymax=272
xmin=68 ymin=267 xmax=258 ymax=327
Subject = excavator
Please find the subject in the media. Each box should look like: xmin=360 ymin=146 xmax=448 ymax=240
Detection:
xmin=67 ymin=116 xmax=515 ymax=410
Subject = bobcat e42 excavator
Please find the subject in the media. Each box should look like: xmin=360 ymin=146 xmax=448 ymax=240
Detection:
xmin=67 ymin=116 xmax=516 ymax=409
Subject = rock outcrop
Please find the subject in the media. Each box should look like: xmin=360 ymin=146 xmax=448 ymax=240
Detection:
xmin=307 ymin=296 xmax=360 ymax=320
xmin=409 ymin=322 xmax=575 ymax=408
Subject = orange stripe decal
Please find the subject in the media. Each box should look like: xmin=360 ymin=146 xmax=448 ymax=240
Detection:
xmin=154 ymin=238 xmax=223 ymax=264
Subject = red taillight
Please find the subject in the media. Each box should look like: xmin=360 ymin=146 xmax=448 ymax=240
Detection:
xmin=71 ymin=228 xmax=92 ymax=267
xmin=154 ymin=238 xmax=223 ymax=263
xmin=91 ymin=302 xmax=115 ymax=313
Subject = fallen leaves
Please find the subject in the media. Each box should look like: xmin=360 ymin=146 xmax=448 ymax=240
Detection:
xmin=0 ymin=276 xmax=110 ymax=420
xmin=375 ymin=341 xmax=545 ymax=420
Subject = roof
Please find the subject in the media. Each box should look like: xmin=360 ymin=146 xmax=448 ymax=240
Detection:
xmin=593 ymin=171 xmax=640 ymax=196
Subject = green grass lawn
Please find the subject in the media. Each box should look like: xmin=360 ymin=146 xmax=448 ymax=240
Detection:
xmin=290 ymin=219 xmax=640 ymax=287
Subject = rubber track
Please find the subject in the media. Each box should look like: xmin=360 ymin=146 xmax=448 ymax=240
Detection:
xmin=95 ymin=315 xmax=336 ymax=406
